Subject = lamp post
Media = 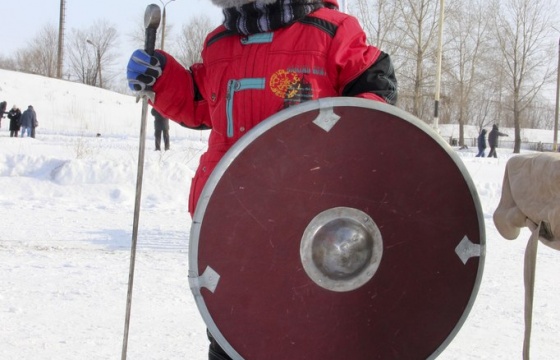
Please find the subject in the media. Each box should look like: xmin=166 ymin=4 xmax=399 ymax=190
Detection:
xmin=432 ymin=0 xmax=445 ymax=133
xmin=159 ymin=0 xmax=176 ymax=51
xmin=86 ymin=39 xmax=102 ymax=88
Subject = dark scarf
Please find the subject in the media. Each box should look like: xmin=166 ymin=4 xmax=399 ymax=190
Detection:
xmin=223 ymin=0 xmax=324 ymax=35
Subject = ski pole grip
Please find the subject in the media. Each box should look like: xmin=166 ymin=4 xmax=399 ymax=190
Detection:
xmin=144 ymin=4 xmax=161 ymax=56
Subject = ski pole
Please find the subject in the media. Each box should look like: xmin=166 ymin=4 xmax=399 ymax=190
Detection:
xmin=121 ymin=4 xmax=161 ymax=360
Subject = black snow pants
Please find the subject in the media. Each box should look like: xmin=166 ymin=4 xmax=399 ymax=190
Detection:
xmin=208 ymin=330 xmax=233 ymax=360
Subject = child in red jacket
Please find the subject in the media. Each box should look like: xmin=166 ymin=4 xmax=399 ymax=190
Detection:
xmin=127 ymin=1 xmax=397 ymax=358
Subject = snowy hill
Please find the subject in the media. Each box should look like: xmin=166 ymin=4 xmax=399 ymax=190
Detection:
xmin=1 ymin=68 xmax=559 ymax=359
xmin=1 ymin=69 xmax=140 ymax=136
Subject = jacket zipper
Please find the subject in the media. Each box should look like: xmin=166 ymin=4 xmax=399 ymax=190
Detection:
xmin=226 ymin=78 xmax=266 ymax=138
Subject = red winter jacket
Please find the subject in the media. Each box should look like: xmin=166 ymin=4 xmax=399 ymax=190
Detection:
xmin=152 ymin=4 xmax=397 ymax=215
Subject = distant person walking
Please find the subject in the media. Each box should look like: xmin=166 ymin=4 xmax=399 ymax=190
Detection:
xmin=151 ymin=108 xmax=170 ymax=151
xmin=0 ymin=101 xmax=7 ymax=128
xmin=20 ymin=105 xmax=37 ymax=138
xmin=475 ymin=129 xmax=487 ymax=157
xmin=487 ymin=124 xmax=508 ymax=158
xmin=8 ymin=105 xmax=22 ymax=137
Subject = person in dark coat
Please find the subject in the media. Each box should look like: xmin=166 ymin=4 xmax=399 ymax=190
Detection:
xmin=151 ymin=107 xmax=170 ymax=151
xmin=31 ymin=114 xmax=38 ymax=138
xmin=19 ymin=105 xmax=37 ymax=138
xmin=475 ymin=129 xmax=487 ymax=157
xmin=8 ymin=105 xmax=22 ymax=137
xmin=0 ymin=101 xmax=7 ymax=128
xmin=487 ymin=124 xmax=508 ymax=158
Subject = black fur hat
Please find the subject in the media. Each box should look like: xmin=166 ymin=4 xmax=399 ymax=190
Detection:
xmin=211 ymin=0 xmax=338 ymax=10
xmin=211 ymin=0 xmax=277 ymax=8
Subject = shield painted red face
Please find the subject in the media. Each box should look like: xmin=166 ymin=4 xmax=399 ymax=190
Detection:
xmin=189 ymin=97 xmax=485 ymax=360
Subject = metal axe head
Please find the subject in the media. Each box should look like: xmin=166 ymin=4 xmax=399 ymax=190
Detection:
xmin=136 ymin=4 xmax=161 ymax=103
xmin=144 ymin=4 xmax=162 ymax=32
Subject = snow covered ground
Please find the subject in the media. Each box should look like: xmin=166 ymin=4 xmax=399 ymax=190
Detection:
xmin=1 ymin=69 xmax=559 ymax=359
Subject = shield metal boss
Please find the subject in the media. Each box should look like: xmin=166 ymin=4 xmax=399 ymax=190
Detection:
xmin=188 ymin=98 xmax=485 ymax=360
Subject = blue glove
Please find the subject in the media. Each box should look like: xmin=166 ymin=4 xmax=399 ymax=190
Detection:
xmin=126 ymin=50 xmax=166 ymax=91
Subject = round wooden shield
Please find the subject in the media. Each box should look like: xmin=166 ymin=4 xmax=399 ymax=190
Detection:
xmin=188 ymin=98 xmax=485 ymax=360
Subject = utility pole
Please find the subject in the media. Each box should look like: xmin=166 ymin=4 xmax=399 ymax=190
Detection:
xmin=57 ymin=0 xmax=66 ymax=78
xmin=433 ymin=0 xmax=445 ymax=133
xmin=159 ymin=0 xmax=176 ymax=50
xmin=87 ymin=39 xmax=103 ymax=88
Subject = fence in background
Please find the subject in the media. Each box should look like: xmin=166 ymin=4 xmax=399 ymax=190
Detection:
xmin=449 ymin=138 xmax=557 ymax=152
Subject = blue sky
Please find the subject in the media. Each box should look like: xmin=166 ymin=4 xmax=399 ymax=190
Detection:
xmin=0 ymin=0 xmax=223 ymax=56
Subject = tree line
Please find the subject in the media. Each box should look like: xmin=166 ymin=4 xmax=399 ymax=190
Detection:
xmin=353 ymin=0 xmax=558 ymax=151
xmin=0 ymin=0 xmax=557 ymax=153
xmin=0 ymin=15 xmax=214 ymax=94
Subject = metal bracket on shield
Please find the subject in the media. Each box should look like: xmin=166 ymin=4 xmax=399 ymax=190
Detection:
xmin=189 ymin=266 xmax=221 ymax=295
xmin=455 ymin=235 xmax=481 ymax=264
xmin=312 ymin=102 xmax=341 ymax=132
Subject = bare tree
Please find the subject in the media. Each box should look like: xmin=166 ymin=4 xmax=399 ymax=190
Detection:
xmin=492 ymin=0 xmax=556 ymax=153
xmin=66 ymin=29 xmax=97 ymax=85
xmin=470 ymin=96 xmax=494 ymax=132
xmin=393 ymin=0 xmax=440 ymax=119
xmin=443 ymin=0 xmax=492 ymax=146
xmin=352 ymin=0 xmax=407 ymax=111
xmin=14 ymin=24 xmax=59 ymax=76
xmin=175 ymin=16 xmax=216 ymax=68
xmin=349 ymin=0 xmax=440 ymax=119
xmin=525 ymin=98 xmax=556 ymax=129
xmin=0 ymin=56 xmax=17 ymax=71
xmin=352 ymin=0 xmax=404 ymax=55
xmin=66 ymin=20 xmax=119 ymax=88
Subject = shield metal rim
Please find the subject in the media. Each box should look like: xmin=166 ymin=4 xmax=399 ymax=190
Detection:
xmin=188 ymin=97 xmax=486 ymax=360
